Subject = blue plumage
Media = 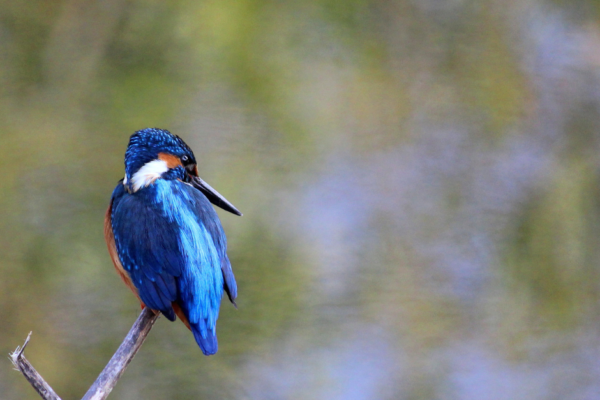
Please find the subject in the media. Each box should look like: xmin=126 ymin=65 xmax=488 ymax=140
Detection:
xmin=106 ymin=128 xmax=240 ymax=355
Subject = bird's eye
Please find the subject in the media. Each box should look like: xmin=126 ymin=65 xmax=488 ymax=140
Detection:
xmin=181 ymin=155 xmax=189 ymax=163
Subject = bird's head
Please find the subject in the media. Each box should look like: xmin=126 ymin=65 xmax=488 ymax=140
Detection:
xmin=123 ymin=128 xmax=241 ymax=216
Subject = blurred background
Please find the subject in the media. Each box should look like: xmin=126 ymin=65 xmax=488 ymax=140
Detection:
xmin=2 ymin=0 xmax=600 ymax=399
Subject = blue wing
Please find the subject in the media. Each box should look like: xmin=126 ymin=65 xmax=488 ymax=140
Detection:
xmin=110 ymin=179 xmax=237 ymax=355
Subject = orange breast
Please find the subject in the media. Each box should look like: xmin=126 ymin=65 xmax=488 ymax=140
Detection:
xmin=104 ymin=202 xmax=143 ymax=305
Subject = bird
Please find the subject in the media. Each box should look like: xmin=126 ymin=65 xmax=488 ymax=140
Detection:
xmin=104 ymin=128 xmax=241 ymax=355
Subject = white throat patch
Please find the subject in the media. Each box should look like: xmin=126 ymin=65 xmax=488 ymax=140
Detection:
xmin=128 ymin=159 xmax=169 ymax=192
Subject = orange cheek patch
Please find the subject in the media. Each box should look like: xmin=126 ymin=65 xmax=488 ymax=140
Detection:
xmin=158 ymin=153 xmax=183 ymax=169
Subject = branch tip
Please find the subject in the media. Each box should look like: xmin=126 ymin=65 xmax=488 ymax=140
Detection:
xmin=9 ymin=332 xmax=32 ymax=370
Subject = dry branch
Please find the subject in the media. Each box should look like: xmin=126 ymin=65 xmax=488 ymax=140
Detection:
xmin=10 ymin=332 xmax=62 ymax=400
xmin=10 ymin=307 xmax=160 ymax=400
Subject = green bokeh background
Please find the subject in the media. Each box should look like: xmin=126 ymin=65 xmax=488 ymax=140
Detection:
xmin=2 ymin=1 xmax=600 ymax=399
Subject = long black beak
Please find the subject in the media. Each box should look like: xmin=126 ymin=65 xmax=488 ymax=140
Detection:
xmin=191 ymin=176 xmax=242 ymax=216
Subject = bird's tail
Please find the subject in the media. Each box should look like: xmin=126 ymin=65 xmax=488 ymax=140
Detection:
xmin=172 ymin=301 xmax=218 ymax=355
xmin=191 ymin=323 xmax=218 ymax=356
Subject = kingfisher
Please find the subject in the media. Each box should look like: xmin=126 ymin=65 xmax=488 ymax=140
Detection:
xmin=104 ymin=128 xmax=241 ymax=355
